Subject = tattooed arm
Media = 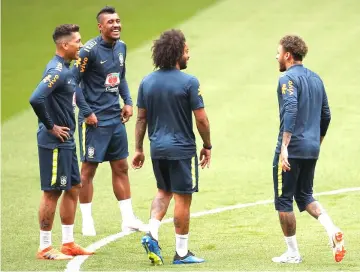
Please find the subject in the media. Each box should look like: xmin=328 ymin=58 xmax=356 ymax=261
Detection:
xmin=280 ymin=76 xmax=298 ymax=172
xmin=132 ymin=108 xmax=147 ymax=169
xmin=135 ymin=108 xmax=147 ymax=152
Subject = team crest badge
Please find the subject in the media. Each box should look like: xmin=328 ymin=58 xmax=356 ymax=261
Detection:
xmin=88 ymin=146 xmax=95 ymax=159
xmin=118 ymin=53 xmax=124 ymax=67
xmin=60 ymin=176 xmax=67 ymax=186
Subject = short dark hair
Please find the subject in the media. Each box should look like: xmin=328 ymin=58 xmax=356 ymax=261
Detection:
xmin=52 ymin=24 xmax=79 ymax=43
xmin=97 ymin=6 xmax=116 ymax=22
xmin=279 ymin=35 xmax=308 ymax=61
xmin=152 ymin=29 xmax=186 ymax=69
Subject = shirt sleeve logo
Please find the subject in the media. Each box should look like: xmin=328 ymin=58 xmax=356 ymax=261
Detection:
xmin=44 ymin=74 xmax=59 ymax=88
xmin=118 ymin=53 xmax=124 ymax=67
xmin=281 ymin=80 xmax=294 ymax=95
xmin=287 ymin=80 xmax=294 ymax=95
xmin=55 ymin=62 xmax=63 ymax=72
xmin=80 ymin=57 xmax=88 ymax=72
xmin=74 ymin=58 xmax=81 ymax=68
xmin=43 ymin=74 xmax=52 ymax=83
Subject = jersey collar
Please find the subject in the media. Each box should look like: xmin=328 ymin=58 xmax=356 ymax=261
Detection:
xmin=55 ymin=55 xmax=71 ymax=67
xmin=99 ymin=35 xmax=117 ymax=48
xmin=287 ymin=64 xmax=303 ymax=71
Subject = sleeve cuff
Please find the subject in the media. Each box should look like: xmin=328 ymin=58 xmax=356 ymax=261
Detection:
xmin=45 ymin=122 xmax=54 ymax=130
xmin=124 ymin=99 xmax=133 ymax=106
xmin=83 ymin=111 xmax=93 ymax=118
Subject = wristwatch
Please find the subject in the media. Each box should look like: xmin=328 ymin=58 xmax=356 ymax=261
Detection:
xmin=203 ymin=144 xmax=212 ymax=150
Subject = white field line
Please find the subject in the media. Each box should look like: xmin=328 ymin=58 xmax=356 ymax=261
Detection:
xmin=65 ymin=187 xmax=360 ymax=272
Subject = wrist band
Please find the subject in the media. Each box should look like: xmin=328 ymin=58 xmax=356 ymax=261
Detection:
xmin=203 ymin=144 xmax=212 ymax=150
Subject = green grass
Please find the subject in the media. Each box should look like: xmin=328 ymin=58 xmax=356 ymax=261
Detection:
xmin=2 ymin=0 xmax=360 ymax=271
xmin=83 ymin=193 xmax=360 ymax=271
xmin=1 ymin=0 xmax=220 ymax=122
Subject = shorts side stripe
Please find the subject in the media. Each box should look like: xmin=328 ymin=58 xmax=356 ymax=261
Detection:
xmin=277 ymin=155 xmax=282 ymax=196
xmin=82 ymin=123 xmax=86 ymax=157
xmin=191 ymin=156 xmax=196 ymax=189
xmin=51 ymin=148 xmax=58 ymax=186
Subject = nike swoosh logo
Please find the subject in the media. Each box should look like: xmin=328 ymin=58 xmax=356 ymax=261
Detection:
xmin=100 ymin=60 xmax=107 ymax=64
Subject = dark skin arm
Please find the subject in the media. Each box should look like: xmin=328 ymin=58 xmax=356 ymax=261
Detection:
xmin=193 ymin=108 xmax=211 ymax=168
xmin=132 ymin=108 xmax=147 ymax=169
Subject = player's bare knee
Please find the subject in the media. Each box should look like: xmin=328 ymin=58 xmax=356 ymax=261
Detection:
xmin=304 ymin=200 xmax=325 ymax=218
xmin=43 ymin=190 xmax=62 ymax=201
xmin=118 ymin=164 xmax=128 ymax=175
xmin=65 ymin=183 xmax=82 ymax=197
xmin=81 ymin=163 xmax=98 ymax=183
xmin=69 ymin=183 xmax=82 ymax=193
xmin=174 ymin=193 xmax=192 ymax=208
xmin=80 ymin=173 xmax=92 ymax=184
xmin=111 ymin=159 xmax=129 ymax=176
xmin=73 ymin=183 xmax=82 ymax=189
xmin=157 ymin=189 xmax=173 ymax=200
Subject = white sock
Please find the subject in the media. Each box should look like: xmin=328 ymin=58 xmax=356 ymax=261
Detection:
xmin=80 ymin=203 xmax=93 ymax=223
xmin=119 ymin=199 xmax=135 ymax=222
xmin=62 ymin=224 xmax=74 ymax=244
xmin=318 ymin=212 xmax=336 ymax=238
xmin=148 ymin=218 xmax=161 ymax=241
xmin=40 ymin=230 xmax=52 ymax=250
xmin=176 ymin=234 xmax=189 ymax=257
xmin=285 ymin=235 xmax=299 ymax=254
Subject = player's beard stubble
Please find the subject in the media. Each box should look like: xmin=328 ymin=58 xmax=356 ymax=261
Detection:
xmin=279 ymin=59 xmax=286 ymax=72
xmin=179 ymin=56 xmax=188 ymax=70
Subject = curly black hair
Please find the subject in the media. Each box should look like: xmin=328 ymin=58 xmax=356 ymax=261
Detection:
xmin=152 ymin=29 xmax=186 ymax=69
xmin=280 ymin=35 xmax=308 ymax=61
xmin=52 ymin=24 xmax=80 ymax=43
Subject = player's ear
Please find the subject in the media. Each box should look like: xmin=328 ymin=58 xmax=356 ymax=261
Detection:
xmin=62 ymin=42 xmax=69 ymax=51
xmin=285 ymin=52 xmax=291 ymax=60
xmin=97 ymin=23 xmax=102 ymax=33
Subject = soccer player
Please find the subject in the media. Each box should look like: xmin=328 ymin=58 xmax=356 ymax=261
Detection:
xmin=72 ymin=6 xmax=144 ymax=236
xmin=272 ymin=35 xmax=346 ymax=263
xmin=132 ymin=29 xmax=211 ymax=265
xmin=29 ymin=24 xmax=94 ymax=260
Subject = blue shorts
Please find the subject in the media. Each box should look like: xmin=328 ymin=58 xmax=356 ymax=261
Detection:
xmin=38 ymin=147 xmax=80 ymax=191
xmin=152 ymin=156 xmax=199 ymax=194
xmin=79 ymin=120 xmax=129 ymax=163
xmin=273 ymin=153 xmax=316 ymax=212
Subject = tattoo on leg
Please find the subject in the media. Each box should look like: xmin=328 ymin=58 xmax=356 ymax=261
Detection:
xmin=39 ymin=203 xmax=56 ymax=230
xmin=40 ymin=219 xmax=51 ymax=229
xmin=174 ymin=216 xmax=181 ymax=229
xmin=184 ymin=214 xmax=190 ymax=227
xmin=150 ymin=196 xmax=167 ymax=219
xmin=279 ymin=212 xmax=296 ymax=236
xmin=305 ymin=201 xmax=322 ymax=219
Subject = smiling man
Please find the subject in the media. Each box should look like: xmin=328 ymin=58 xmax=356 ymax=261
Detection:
xmin=72 ymin=6 xmax=145 ymax=236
